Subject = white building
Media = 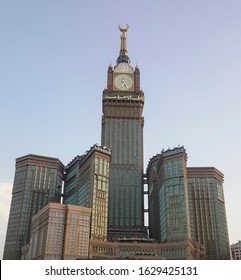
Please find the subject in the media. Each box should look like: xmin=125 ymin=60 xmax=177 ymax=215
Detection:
xmin=231 ymin=240 xmax=241 ymax=260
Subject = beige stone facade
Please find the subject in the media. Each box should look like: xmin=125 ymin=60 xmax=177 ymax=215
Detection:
xmin=26 ymin=203 xmax=91 ymax=260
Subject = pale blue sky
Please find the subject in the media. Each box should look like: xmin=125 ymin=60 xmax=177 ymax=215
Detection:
xmin=0 ymin=0 xmax=241 ymax=259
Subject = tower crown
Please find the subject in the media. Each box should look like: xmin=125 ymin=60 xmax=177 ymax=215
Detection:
xmin=116 ymin=24 xmax=130 ymax=64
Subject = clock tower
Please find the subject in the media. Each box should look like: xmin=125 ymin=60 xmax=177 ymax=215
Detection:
xmin=101 ymin=25 xmax=147 ymax=240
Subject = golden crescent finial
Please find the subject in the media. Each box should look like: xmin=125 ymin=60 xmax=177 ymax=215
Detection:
xmin=118 ymin=24 xmax=129 ymax=33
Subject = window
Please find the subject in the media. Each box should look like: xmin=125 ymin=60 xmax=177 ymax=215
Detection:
xmin=217 ymin=183 xmax=224 ymax=202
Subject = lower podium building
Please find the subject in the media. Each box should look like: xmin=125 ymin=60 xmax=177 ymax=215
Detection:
xmin=22 ymin=203 xmax=91 ymax=260
xmin=88 ymin=238 xmax=204 ymax=260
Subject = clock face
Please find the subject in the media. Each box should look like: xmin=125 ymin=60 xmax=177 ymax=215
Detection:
xmin=114 ymin=74 xmax=133 ymax=91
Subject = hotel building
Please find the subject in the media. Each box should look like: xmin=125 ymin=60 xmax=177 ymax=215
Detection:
xmin=187 ymin=167 xmax=231 ymax=259
xmin=101 ymin=25 xmax=146 ymax=239
xmin=64 ymin=144 xmax=111 ymax=241
xmin=3 ymin=155 xmax=64 ymax=259
xmin=147 ymin=147 xmax=231 ymax=259
xmin=147 ymin=147 xmax=191 ymax=244
xmin=4 ymin=25 xmax=231 ymax=261
xmin=22 ymin=203 xmax=91 ymax=260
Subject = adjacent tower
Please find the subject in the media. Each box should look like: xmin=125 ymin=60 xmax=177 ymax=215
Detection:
xmin=64 ymin=145 xmax=111 ymax=242
xmin=147 ymin=147 xmax=191 ymax=243
xmin=3 ymin=154 xmax=64 ymax=259
xmin=187 ymin=167 xmax=231 ymax=259
xmin=101 ymin=25 xmax=146 ymax=239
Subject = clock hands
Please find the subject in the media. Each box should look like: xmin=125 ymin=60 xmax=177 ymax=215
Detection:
xmin=121 ymin=79 xmax=128 ymax=89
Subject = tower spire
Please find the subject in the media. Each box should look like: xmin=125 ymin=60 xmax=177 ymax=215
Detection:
xmin=116 ymin=24 xmax=130 ymax=64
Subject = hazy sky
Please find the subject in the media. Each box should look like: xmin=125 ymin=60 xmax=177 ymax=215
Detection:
xmin=0 ymin=0 xmax=241 ymax=259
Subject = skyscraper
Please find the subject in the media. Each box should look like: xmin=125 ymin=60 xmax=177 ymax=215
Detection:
xmin=64 ymin=144 xmax=111 ymax=241
xmin=147 ymin=147 xmax=191 ymax=244
xmin=3 ymin=25 xmax=231 ymax=261
xmin=187 ymin=167 xmax=231 ymax=259
xmin=147 ymin=147 xmax=231 ymax=259
xmin=101 ymin=25 xmax=146 ymax=239
xmin=3 ymin=154 xmax=64 ymax=259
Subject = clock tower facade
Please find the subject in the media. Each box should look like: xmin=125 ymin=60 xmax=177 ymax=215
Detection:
xmin=101 ymin=25 xmax=147 ymax=239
